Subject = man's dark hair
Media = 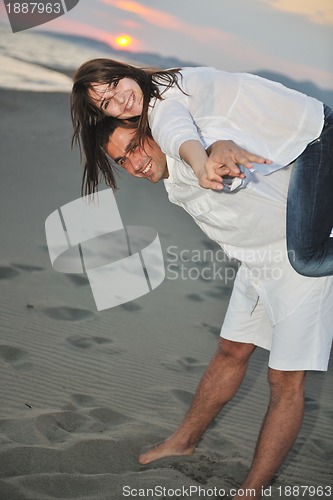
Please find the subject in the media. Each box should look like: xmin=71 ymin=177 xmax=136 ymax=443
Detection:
xmin=80 ymin=117 xmax=136 ymax=195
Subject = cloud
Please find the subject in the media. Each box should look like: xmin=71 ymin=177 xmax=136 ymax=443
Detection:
xmin=41 ymin=16 xmax=144 ymax=51
xmin=100 ymin=0 xmax=183 ymax=29
xmin=121 ymin=19 xmax=141 ymax=29
xmin=100 ymin=0 xmax=237 ymax=45
xmin=267 ymin=0 xmax=333 ymax=25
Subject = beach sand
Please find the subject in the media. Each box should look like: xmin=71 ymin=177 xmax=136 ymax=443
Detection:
xmin=0 ymin=88 xmax=332 ymax=500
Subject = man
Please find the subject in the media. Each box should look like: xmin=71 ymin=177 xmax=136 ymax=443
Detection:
xmin=104 ymin=124 xmax=333 ymax=500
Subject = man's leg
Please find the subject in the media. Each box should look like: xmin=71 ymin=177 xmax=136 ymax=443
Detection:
xmin=139 ymin=338 xmax=256 ymax=464
xmin=233 ymin=369 xmax=306 ymax=499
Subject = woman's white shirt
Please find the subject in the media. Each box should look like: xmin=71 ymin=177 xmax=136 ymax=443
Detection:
xmin=148 ymin=67 xmax=324 ymax=168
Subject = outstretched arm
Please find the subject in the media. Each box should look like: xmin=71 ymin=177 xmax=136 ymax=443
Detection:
xmin=150 ymin=100 xmax=226 ymax=190
xmin=179 ymin=140 xmax=224 ymax=190
xmin=206 ymin=141 xmax=272 ymax=187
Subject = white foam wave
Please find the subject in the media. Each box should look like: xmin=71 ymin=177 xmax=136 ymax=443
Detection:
xmin=0 ymin=24 xmax=139 ymax=92
xmin=0 ymin=54 xmax=72 ymax=92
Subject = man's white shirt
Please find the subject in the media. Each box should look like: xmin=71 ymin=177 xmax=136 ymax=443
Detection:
xmin=164 ymin=157 xmax=332 ymax=327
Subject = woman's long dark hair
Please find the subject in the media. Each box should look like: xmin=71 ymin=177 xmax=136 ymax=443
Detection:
xmin=71 ymin=58 xmax=184 ymax=194
xmin=80 ymin=117 xmax=123 ymax=196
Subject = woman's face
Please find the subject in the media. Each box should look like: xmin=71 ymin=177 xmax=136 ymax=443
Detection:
xmin=88 ymin=78 xmax=144 ymax=119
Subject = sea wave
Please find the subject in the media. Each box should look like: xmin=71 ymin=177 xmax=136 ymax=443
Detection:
xmin=0 ymin=24 xmax=135 ymax=92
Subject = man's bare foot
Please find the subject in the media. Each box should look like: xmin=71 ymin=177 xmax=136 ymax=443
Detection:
xmin=139 ymin=435 xmax=196 ymax=464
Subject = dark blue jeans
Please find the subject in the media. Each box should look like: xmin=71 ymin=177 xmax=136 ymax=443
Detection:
xmin=287 ymin=105 xmax=333 ymax=277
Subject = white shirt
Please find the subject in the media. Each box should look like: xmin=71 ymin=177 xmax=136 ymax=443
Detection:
xmin=149 ymin=67 xmax=324 ymax=169
xmin=164 ymin=160 xmax=332 ymax=326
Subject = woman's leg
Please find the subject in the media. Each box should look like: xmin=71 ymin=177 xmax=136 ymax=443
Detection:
xmin=287 ymin=105 xmax=333 ymax=277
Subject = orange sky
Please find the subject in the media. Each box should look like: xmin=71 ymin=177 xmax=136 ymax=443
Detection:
xmin=1 ymin=0 xmax=332 ymax=89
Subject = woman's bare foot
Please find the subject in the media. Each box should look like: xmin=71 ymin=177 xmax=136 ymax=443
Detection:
xmin=139 ymin=434 xmax=196 ymax=464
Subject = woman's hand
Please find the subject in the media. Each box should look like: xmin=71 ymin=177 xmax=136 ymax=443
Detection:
xmin=197 ymin=165 xmax=228 ymax=191
xmin=205 ymin=140 xmax=272 ymax=184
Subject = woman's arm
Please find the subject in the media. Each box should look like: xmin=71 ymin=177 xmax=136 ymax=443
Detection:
xmin=179 ymin=140 xmax=224 ymax=190
xmin=206 ymin=140 xmax=272 ymax=182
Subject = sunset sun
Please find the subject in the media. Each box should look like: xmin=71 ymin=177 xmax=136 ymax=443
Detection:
xmin=115 ymin=35 xmax=132 ymax=48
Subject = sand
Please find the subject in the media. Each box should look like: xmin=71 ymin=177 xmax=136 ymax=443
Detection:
xmin=0 ymin=87 xmax=332 ymax=500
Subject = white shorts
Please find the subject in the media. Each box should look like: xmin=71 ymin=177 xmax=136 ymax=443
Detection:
xmin=220 ymin=272 xmax=333 ymax=371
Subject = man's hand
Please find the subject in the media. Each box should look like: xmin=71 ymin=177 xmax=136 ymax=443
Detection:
xmin=205 ymin=140 xmax=272 ymax=187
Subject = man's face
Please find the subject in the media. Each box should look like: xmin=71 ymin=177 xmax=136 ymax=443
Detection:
xmin=105 ymin=128 xmax=169 ymax=183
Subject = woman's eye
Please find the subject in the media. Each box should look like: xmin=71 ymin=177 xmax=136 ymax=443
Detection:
xmin=113 ymin=79 xmax=119 ymax=88
xmin=103 ymin=101 xmax=109 ymax=110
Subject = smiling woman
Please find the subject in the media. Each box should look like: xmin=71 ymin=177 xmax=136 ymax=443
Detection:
xmin=88 ymin=78 xmax=143 ymax=119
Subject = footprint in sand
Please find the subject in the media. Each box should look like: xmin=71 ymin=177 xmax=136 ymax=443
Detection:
xmin=148 ymin=453 xmax=232 ymax=485
xmin=202 ymin=322 xmax=221 ymax=336
xmin=70 ymin=393 xmax=97 ymax=407
xmin=178 ymin=357 xmax=205 ymax=371
xmin=120 ymin=301 xmax=143 ymax=311
xmin=171 ymin=389 xmax=194 ymax=407
xmin=304 ymin=396 xmax=320 ymax=411
xmin=0 ymin=345 xmax=32 ymax=370
xmin=310 ymin=438 xmax=333 ymax=460
xmin=162 ymin=356 xmax=205 ymax=373
xmin=66 ymin=335 xmax=113 ymax=349
xmin=89 ymin=408 xmax=132 ymax=427
xmin=36 ymin=411 xmax=90 ymax=443
xmin=66 ymin=274 xmax=90 ymax=287
xmin=187 ymin=293 xmax=204 ymax=302
xmin=41 ymin=306 xmax=94 ymax=321
xmin=12 ymin=263 xmax=44 ymax=272
xmin=169 ymin=455 xmax=218 ymax=485
xmin=0 ymin=263 xmax=44 ymax=280
xmin=176 ymin=455 xmax=246 ymax=488
xmin=201 ymin=239 xmax=220 ymax=252
xmin=66 ymin=335 xmax=121 ymax=355
xmin=0 ymin=265 xmax=20 ymax=280
xmin=65 ymin=439 xmax=142 ymax=474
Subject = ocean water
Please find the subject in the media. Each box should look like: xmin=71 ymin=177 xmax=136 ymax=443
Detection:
xmin=0 ymin=24 xmax=137 ymax=92
xmin=1 ymin=24 xmax=332 ymax=105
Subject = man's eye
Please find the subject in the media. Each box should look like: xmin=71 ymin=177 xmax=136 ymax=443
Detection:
xmin=118 ymin=158 xmax=126 ymax=166
xmin=130 ymin=144 xmax=138 ymax=153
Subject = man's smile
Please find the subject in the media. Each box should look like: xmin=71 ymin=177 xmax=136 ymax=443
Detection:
xmin=141 ymin=160 xmax=153 ymax=176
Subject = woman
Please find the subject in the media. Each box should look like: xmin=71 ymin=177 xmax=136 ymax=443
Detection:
xmin=71 ymin=58 xmax=333 ymax=277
